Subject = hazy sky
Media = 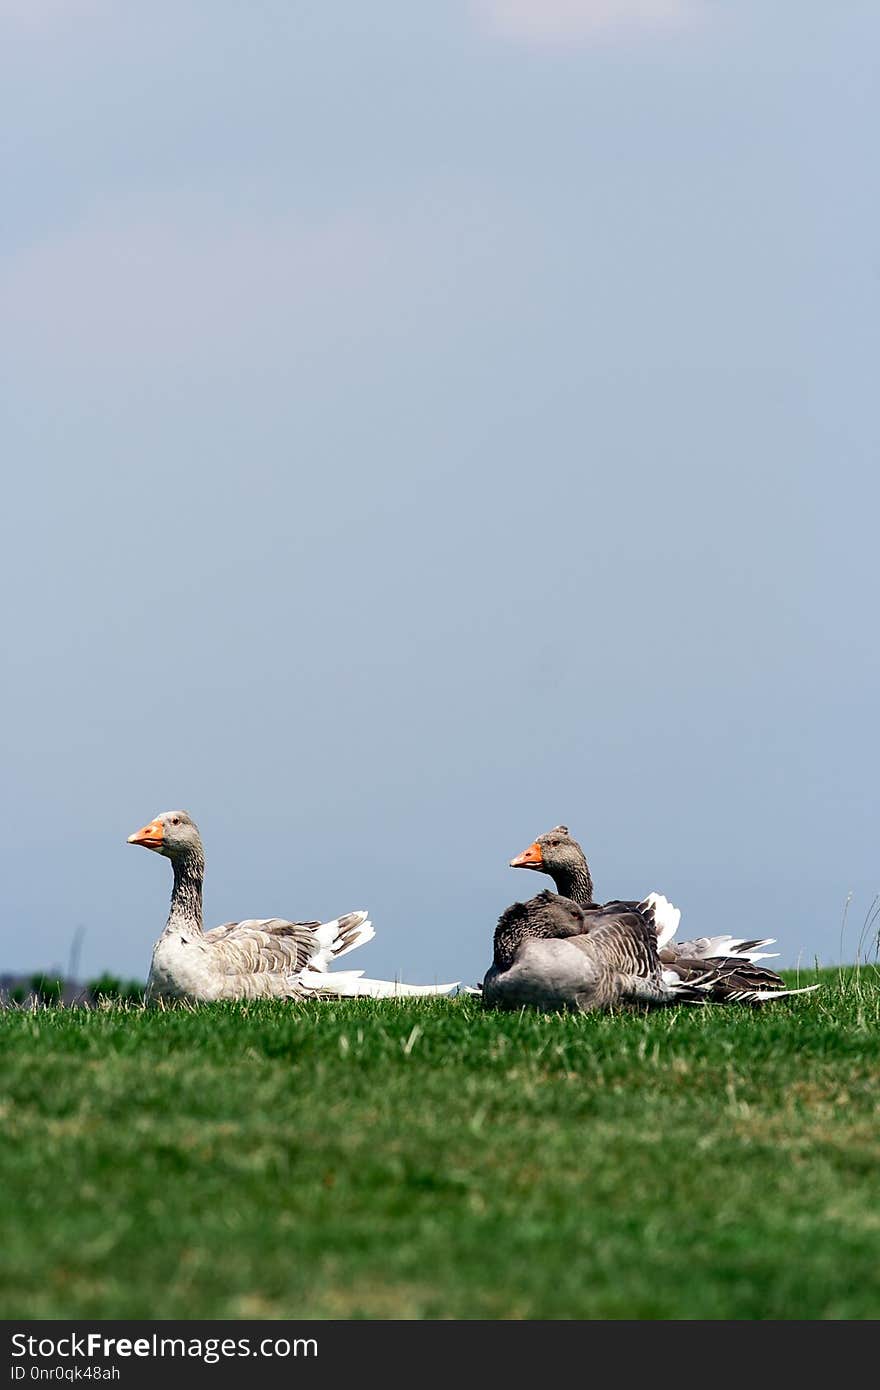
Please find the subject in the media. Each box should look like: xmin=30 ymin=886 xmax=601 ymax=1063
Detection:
xmin=2 ymin=2 xmax=878 ymax=987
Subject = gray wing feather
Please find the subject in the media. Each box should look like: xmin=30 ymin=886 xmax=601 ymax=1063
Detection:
xmin=203 ymin=918 xmax=322 ymax=977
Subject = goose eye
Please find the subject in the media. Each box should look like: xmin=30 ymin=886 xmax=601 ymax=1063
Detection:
xmin=172 ymin=817 xmax=180 ymax=826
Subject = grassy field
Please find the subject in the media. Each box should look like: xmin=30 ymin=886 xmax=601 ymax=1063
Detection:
xmin=1 ymin=968 xmax=879 ymax=1320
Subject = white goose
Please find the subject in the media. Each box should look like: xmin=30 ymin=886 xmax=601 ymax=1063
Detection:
xmin=128 ymin=810 xmax=458 ymax=1003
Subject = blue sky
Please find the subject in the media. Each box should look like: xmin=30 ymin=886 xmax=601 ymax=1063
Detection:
xmin=2 ymin=2 xmax=878 ymax=986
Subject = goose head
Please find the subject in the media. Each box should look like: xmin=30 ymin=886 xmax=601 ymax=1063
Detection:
xmin=509 ymin=825 xmax=584 ymax=877
xmin=127 ymin=810 xmax=202 ymax=861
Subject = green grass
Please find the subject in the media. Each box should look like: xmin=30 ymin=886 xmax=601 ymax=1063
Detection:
xmin=2 ymin=968 xmax=879 ymax=1320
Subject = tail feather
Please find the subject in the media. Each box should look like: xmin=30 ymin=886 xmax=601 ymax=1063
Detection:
xmin=667 ymin=955 xmax=820 ymax=1006
xmin=661 ymin=968 xmax=711 ymax=1003
xmin=721 ymin=984 xmax=821 ymax=1003
xmin=642 ymin=892 xmax=681 ymax=950
xmin=304 ymin=911 xmax=457 ymax=998
xmin=610 ymin=893 xmax=815 ymax=1009
xmin=672 ymin=934 xmax=779 ymax=964
xmin=300 ymin=970 xmax=459 ymax=999
xmin=310 ymin=911 xmax=374 ymax=971
xmin=638 ymin=895 xmax=783 ymax=969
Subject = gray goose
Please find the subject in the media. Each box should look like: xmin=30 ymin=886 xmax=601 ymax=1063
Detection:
xmin=481 ymin=825 xmax=818 ymax=1011
xmin=482 ymin=890 xmax=694 ymax=1012
xmin=128 ymin=810 xmax=458 ymax=1003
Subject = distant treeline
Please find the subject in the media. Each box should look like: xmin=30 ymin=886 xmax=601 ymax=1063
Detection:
xmin=0 ymin=972 xmax=144 ymax=1006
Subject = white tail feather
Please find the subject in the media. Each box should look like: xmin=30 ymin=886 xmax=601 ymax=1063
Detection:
xmin=303 ymin=911 xmax=457 ymax=998
xmin=703 ymin=936 xmax=779 ymax=962
xmin=741 ymin=983 xmax=821 ymax=1003
xmin=310 ymin=912 xmax=374 ymax=972
xmin=644 ymin=892 xmax=682 ymax=950
xmin=643 ymin=900 xmax=783 ymax=969
xmin=672 ymin=934 xmax=780 ymax=964
xmin=661 ymin=971 xmax=820 ymax=1005
xmin=300 ymin=969 xmax=459 ymax=999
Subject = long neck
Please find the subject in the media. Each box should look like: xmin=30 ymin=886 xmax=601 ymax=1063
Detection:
xmin=549 ymin=858 xmax=594 ymax=906
xmin=165 ymin=850 xmax=204 ymax=935
xmin=493 ymin=921 xmax=523 ymax=972
xmin=493 ymin=891 xmax=582 ymax=971
xmin=494 ymin=906 xmax=542 ymax=972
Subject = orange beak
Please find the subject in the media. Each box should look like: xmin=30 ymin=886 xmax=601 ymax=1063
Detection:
xmin=509 ymin=840 xmax=543 ymax=869
xmin=127 ymin=818 xmax=164 ymax=850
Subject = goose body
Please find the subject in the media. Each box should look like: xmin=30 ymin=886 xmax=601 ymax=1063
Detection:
xmin=146 ymin=909 xmax=376 ymax=1003
xmin=482 ymin=826 xmax=818 ymax=1011
xmin=482 ymin=890 xmax=688 ymax=1012
xmin=129 ymin=811 xmax=458 ymax=1003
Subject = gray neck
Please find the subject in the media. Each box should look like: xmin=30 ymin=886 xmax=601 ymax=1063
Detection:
xmin=165 ymin=851 xmax=204 ymax=935
xmin=549 ymin=861 xmax=594 ymax=906
xmin=493 ymin=890 xmax=583 ymax=971
xmin=493 ymin=921 xmax=524 ymax=972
